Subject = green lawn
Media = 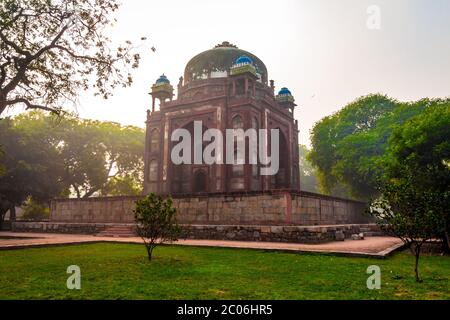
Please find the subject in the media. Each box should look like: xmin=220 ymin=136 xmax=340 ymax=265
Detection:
xmin=0 ymin=243 xmax=448 ymax=300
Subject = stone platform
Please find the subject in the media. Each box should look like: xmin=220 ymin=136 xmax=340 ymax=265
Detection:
xmin=11 ymin=221 xmax=383 ymax=244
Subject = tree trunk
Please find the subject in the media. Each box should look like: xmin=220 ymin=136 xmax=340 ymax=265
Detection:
xmin=443 ymin=231 xmax=450 ymax=254
xmin=0 ymin=205 xmax=8 ymax=230
xmin=146 ymin=245 xmax=154 ymax=261
xmin=9 ymin=205 xmax=16 ymax=221
xmin=0 ymin=98 xmax=6 ymax=116
xmin=414 ymin=243 xmax=422 ymax=283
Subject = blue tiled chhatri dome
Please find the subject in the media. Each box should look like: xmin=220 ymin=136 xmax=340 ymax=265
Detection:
xmin=234 ymin=55 xmax=254 ymax=65
xmin=278 ymin=87 xmax=292 ymax=96
xmin=155 ymin=74 xmax=170 ymax=85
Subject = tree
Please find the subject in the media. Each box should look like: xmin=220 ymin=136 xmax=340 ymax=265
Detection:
xmin=0 ymin=111 xmax=145 ymax=227
xmin=384 ymin=101 xmax=450 ymax=251
xmin=298 ymin=144 xmax=319 ymax=193
xmin=370 ymin=179 xmax=447 ymax=282
xmin=0 ymin=115 xmax=66 ymax=227
xmin=0 ymin=0 xmax=142 ymax=116
xmin=299 ymin=144 xmax=351 ymax=197
xmin=134 ymin=193 xmax=182 ymax=261
xmin=101 ymin=175 xmax=143 ymax=196
xmin=58 ymin=117 xmax=144 ymax=198
xmin=8 ymin=111 xmax=145 ymax=198
xmin=308 ymin=94 xmax=430 ymax=200
xmin=22 ymin=197 xmax=50 ymax=220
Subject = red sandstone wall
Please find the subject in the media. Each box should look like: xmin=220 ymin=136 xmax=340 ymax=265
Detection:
xmin=50 ymin=192 xmax=371 ymax=226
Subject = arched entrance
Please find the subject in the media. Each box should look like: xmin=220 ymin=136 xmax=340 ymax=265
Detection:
xmin=273 ymin=129 xmax=289 ymax=189
xmin=170 ymin=121 xmax=210 ymax=194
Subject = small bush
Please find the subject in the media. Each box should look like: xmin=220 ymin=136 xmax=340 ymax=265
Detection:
xmin=134 ymin=193 xmax=182 ymax=261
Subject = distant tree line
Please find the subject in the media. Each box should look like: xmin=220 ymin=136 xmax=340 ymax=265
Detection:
xmin=0 ymin=111 xmax=144 ymax=226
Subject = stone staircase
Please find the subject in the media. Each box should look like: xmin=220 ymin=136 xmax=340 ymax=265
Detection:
xmin=95 ymin=225 xmax=136 ymax=238
xmin=359 ymin=226 xmax=385 ymax=237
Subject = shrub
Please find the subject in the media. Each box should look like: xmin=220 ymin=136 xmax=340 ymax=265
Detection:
xmin=134 ymin=193 xmax=182 ymax=261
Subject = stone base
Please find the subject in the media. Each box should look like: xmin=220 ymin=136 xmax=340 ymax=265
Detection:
xmin=185 ymin=224 xmax=383 ymax=244
xmin=49 ymin=191 xmax=372 ymax=226
xmin=11 ymin=221 xmax=384 ymax=244
xmin=1 ymin=221 xmax=12 ymax=231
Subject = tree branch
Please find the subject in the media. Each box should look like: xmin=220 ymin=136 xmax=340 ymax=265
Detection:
xmin=5 ymin=97 xmax=60 ymax=114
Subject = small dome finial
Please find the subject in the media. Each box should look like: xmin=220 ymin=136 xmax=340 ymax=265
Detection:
xmin=214 ymin=41 xmax=237 ymax=49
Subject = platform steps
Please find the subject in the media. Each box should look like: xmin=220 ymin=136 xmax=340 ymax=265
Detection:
xmin=95 ymin=225 xmax=136 ymax=238
xmin=359 ymin=227 xmax=385 ymax=237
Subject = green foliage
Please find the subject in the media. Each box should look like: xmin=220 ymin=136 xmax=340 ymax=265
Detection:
xmin=370 ymin=178 xmax=447 ymax=282
xmin=22 ymin=198 xmax=50 ymax=221
xmin=101 ymin=176 xmax=143 ymax=197
xmin=0 ymin=111 xmax=145 ymax=223
xmin=384 ymin=101 xmax=450 ymax=251
xmin=54 ymin=115 xmax=145 ymax=198
xmin=298 ymin=144 xmax=319 ymax=193
xmin=0 ymin=115 xmax=66 ymax=223
xmin=308 ymin=94 xmax=434 ymax=200
xmin=385 ymin=100 xmax=450 ymax=191
xmin=134 ymin=193 xmax=182 ymax=261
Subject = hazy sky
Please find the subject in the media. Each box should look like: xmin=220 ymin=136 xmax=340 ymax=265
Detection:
xmin=16 ymin=0 xmax=450 ymax=146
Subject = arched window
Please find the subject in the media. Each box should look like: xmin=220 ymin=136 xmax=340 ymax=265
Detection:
xmin=273 ymin=130 xmax=289 ymax=189
xmin=232 ymin=149 xmax=244 ymax=177
xmin=150 ymin=129 xmax=160 ymax=153
xmin=232 ymin=115 xmax=244 ymax=129
xmin=251 ymin=117 xmax=259 ymax=178
xmin=251 ymin=117 xmax=258 ymax=130
xmin=149 ymin=160 xmax=158 ymax=182
xmin=231 ymin=115 xmax=244 ymax=177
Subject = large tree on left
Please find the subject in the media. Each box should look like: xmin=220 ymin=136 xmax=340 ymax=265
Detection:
xmin=0 ymin=0 xmax=141 ymax=116
xmin=0 ymin=114 xmax=66 ymax=227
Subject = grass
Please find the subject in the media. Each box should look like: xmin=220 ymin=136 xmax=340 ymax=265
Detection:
xmin=0 ymin=243 xmax=448 ymax=300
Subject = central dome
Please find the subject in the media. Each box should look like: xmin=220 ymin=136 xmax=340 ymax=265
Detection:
xmin=184 ymin=41 xmax=268 ymax=84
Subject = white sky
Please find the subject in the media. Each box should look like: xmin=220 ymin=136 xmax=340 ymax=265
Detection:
xmin=9 ymin=0 xmax=450 ymax=146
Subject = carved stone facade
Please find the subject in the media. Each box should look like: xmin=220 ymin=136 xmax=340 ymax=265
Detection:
xmin=144 ymin=42 xmax=301 ymax=195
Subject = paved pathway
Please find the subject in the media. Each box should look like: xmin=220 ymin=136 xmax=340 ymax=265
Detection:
xmin=0 ymin=232 xmax=404 ymax=258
